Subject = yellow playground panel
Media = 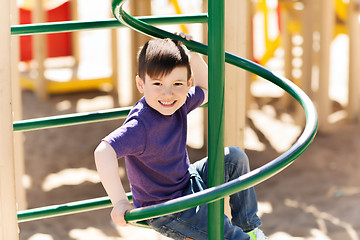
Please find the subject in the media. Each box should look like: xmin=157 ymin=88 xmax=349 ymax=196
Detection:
xmin=253 ymin=0 xmax=350 ymax=67
xmin=20 ymin=75 xmax=114 ymax=94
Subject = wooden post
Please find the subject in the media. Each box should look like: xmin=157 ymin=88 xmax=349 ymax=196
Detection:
xmin=224 ymin=0 xmax=251 ymax=217
xmin=129 ymin=0 xmax=151 ymax=104
xmin=33 ymin=0 xmax=48 ymax=100
xmin=286 ymin=0 xmax=315 ymax=126
xmin=281 ymin=4 xmax=293 ymax=84
xmin=301 ymin=0 xmax=314 ymax=96
xmin=11 ymin=0 xmax=27 ymax=210
xmin=317 ymin=0 xmax=334 ymax=132
xmin=224 ymin=0 xmax=250 ymax=148
xmin=70 ymin=0 xmax=80 ymax=65
xmin=0 ymin=0 xmax=20 ymax=238
xmin=111 ymin=12 xmax=120 ymax=105
xmin=347 ymin=0 xmax=360 ymax=122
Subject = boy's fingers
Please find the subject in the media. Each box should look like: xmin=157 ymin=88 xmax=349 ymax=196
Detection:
xmin=174 ymin=31 xmax=193 ymax=41
xmin=111 ymin=209 xmax=127 ymax=226
xmin=111 ymin=213 xmax=127 ymax=226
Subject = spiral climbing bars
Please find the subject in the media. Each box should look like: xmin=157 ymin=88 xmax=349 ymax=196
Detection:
xmin=14 ymin=0 xmax=318 ymax=239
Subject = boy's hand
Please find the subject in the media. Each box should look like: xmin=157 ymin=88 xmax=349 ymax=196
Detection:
xmin=111 ymin=200 xmax=135 ymax=226
xmin=175 ymin=32 xmax=193 ymax=41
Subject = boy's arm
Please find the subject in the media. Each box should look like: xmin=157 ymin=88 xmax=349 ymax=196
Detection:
xmin=177 ymin=32 xmax=208 ymax=104
xmin=190 ymin=51 xmax=208 ymax=104
xmin=94 ymin=141 xmax=134 ymax=226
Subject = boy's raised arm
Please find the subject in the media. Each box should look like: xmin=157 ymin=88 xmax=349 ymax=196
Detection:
xmin=177 ymin=32 xmax=208 ymax=104
xmin=190 ymin=52 xmax=208 ymax=104
xmin=94 ymin=141 xmax=134 ymax=226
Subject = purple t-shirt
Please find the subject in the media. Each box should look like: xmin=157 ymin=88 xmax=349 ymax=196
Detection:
xmin=103 ymin=86 xmax=204 ymax=208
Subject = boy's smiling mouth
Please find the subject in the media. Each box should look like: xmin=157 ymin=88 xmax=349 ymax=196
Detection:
xmin=159 ymin=100 xmax=177 ymax=107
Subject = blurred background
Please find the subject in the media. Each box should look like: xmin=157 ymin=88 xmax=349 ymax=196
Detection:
xmin=7 ymin=0 xmax=360 ymax=239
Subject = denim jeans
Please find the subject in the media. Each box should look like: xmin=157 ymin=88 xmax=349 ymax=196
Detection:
xmin=147 ymin=147 xmax=262 ymax=240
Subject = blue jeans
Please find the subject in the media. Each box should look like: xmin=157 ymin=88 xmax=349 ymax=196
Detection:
xmin=147 ymin=147 xmax=261 ymax=240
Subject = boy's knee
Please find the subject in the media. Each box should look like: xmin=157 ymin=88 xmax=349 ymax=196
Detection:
xmin=226 ymin=146 xmax=248 ymax=160
xmin=225 ymin=146 xmax=250 ymax=169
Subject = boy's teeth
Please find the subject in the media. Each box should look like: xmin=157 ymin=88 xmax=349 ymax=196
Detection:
xmin=160 ymin=101 xmax=175 ymax=105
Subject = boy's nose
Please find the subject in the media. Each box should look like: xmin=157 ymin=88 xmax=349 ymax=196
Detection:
xmin=162 ymin=86 xmax=173 ymax=96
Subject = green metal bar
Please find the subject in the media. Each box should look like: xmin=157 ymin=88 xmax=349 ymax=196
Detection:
xmin=15 ymin=0 xmax=318 ymax=229
xmin=208 ymin=0 xmax=225 ymax=238
xmin=11 ymin=14 xmax=207 ymax=36
xmin=18 ymin=193 xmax=131 ymax=223
xmin=13 ymin=106 xmax=131 ymax=132
xmin=15 ymin=76 xmax=318 ymax=225
xmin=13 ymin=104 xmax=207 ymax=132
xmin=111 ymin=0 xmax=318 ymax=224
xmin=18 ymin=196 xmax=111 ymax=223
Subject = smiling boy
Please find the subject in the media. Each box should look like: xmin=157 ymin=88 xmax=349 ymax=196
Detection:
xmin=94 ymin=37 xmax=266 ymax=239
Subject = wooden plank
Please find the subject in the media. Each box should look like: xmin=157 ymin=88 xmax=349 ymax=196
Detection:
xmin=301 ymin=0 xmax=314 ymax=96
xmin=111 ymin=28 xmax=120 ymax=104
xmin=0 ymin=0 xmax=20 ymax=238
xmin=317 ymin=0 xmax=334 ymax=132
xmin=11 ymin=0 xmax=27 ymax=211
xmin=33 ymin=0 xmax=48 ymax=100
xmin=347 ymin=0 xmax=360 ymax=122
xmin=70 ymin=0 xmax=80 ymax=65
xmin=224 ymin=0 xmax=251 ymax=218
xmin=130 ymin=0 xmax=151 ymax=104
xmin=224 ymin=0 xmax=250 ymax=148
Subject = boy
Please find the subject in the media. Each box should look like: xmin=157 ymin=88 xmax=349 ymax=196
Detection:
xmin=94 ymin=35 xmax=267 ymax=239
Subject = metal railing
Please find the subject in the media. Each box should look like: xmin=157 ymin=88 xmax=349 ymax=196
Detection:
xmin=15 ymin=1 xmax=318 ymax=239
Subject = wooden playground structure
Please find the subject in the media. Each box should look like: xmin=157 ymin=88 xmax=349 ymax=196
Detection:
xmin=1 ymin=0 xmax=359 ymax=239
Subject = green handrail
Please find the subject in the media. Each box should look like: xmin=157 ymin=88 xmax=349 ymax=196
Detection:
xmin=111 ymin=0 xmax=318 ymax=224
xmin=16 ymin=0 xmax=318 ymax=231
xmin=13 ymin=104 xmax=207 ymax=132
xmin=11 ymin=14 xmax=207 ymax=36
xmin=207 ymin=0 xmax=225 ymax=238
xmin=13 ymin=106 xmax=131 ymax=132
xmin=18 ymin=196 xmax=112 ymax=223
xmin=18 ymin=194 xmax=130 ymax=223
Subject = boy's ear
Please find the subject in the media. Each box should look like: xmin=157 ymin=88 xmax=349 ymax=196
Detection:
xmin=187 ymin=77 xmax=193 ymax=91
xmin=136 ymin=75 xmax=144 ymax=94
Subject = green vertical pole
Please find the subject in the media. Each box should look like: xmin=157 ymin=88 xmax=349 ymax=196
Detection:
xmin=208 ymin=0 xmax=225 ymax=238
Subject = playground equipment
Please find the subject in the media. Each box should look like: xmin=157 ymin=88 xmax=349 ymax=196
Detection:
xmin=18 ymin=0 xmax=189 ymax=100
xmin=18 ymin=0 xmax=119 ymax=98
xmin=253 ymin=0 xmax=350 ymax=80
xmin=3 ymin=0 xmax=318 ymax=239
xmin=254 ymin=0 xmax=350 ymax=65
xmin=169 ymin=0 xmax=189 ymax=33
xmin=252 ymin=0 xmax=282 ymax=66
xmin=19 ymin=0 xmax=73 ymax=61
xmin=255 ymin=0 xmax=360 ymax=129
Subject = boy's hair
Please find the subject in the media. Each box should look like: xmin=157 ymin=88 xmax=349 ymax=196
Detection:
xmin=137 ymin=38 xmax=192 ymax=81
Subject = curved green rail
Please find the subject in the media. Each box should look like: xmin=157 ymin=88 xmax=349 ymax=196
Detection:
xmin=18 ymin=196 xmax=113 ymax=223
xmin=15 ymin=0 xmax=318 ymax=233
xmin=111 ymin=0 xmax=318 ymax=223
xmin=13 ymin=104 xmax=207 ymax=132
xmin=11 ymin=14 xmax=207 ymax=36
xmin=13 ymin=106 xmax=131 ymax=132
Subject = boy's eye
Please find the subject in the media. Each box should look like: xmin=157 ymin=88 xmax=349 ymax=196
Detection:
xmin=153 ymin=82 xmax=162 ymax=86
xmin=174 ymin=82 xmax=183 ymax=86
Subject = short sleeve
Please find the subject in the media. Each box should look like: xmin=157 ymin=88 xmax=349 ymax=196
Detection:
xmin=103 ymin=118 xmax=146 ymax=159
xmin=186 ymin=86 xmax=205 ymax=113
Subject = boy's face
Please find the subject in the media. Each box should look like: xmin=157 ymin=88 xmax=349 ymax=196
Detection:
xmin=136 ymin=66 xmax=192 ymax=116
